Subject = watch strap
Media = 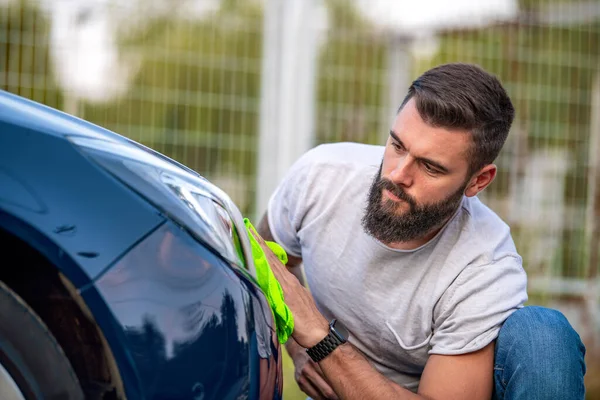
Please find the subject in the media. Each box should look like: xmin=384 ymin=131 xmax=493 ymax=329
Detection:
xmin=306 ymin=331 xmax=343 ymax=362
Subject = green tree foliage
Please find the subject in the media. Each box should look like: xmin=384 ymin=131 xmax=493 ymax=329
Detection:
xmin=81 ymin=1 xmax=264 ymax=214
xmin=316 ymin=0 xmax=388 ymax=145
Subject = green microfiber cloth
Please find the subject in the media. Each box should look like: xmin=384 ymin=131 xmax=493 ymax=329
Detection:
xmin=244 ymin=218 xmax=294 ymax=344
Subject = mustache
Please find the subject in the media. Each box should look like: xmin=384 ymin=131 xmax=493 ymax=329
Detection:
xmin=376 ymin=177 xmax=417 ymax=208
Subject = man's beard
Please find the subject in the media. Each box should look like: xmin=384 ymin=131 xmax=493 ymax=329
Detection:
xmin=361 ymin=164 xmax=467 ymax=244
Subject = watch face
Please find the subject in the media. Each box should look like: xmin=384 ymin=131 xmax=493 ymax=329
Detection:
xmin=331 ymin=320 xmax=349 ymax=342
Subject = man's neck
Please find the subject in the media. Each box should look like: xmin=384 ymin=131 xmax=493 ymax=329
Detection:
xmin=384 ymin=213 xmax=456 ymax=251
xmin=384 ymin=228 xmax=442 ymax=250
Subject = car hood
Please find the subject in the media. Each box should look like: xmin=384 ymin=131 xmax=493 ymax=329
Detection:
xmin=0 ymin=89 xmax=129 ymax=144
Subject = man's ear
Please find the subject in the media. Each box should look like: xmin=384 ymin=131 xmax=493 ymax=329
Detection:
xmin=465 ymin=164 xmax=497 ymax=197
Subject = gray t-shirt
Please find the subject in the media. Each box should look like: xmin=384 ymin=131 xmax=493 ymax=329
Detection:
xmin=267 ymin=142 xmax=528 ymax=391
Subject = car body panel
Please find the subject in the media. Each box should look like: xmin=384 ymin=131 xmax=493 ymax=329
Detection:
xmin=0 ymin=121 xmax=165 ymax=286
xmin=0 ymin=89 xmax=283 ymax=399
xmin=0 ymin=88 xmax=131 ymax=143
xmin=87 ymin=220 xmax=282 ymax=399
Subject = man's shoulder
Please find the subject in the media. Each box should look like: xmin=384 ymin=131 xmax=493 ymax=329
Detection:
xmin=448 ymin=196 xmax=519 ymax=265
xmin=283 ymin=142 xmax=381 ymax=216
xmin=461 ymin=196 xmax=511 ymax=233
xmin=301 ymin=142 xmax=384 ymax=169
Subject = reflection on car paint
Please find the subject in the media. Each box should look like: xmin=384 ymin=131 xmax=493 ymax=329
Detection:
xmin=95 ymin=221 xmax=282 ymax=399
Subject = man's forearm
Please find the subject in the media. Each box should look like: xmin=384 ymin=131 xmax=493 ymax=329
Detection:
xmin=319 ymin=343 xmax=425 ymax=400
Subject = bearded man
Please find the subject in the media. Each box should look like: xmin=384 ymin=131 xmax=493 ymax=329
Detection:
xmin=253 ymin=63 xmax=586 ymax=400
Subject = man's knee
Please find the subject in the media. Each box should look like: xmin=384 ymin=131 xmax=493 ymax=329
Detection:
xmin=499 ymin=306 xmax=585 ymax=358
xmin=495 ymin=305 xmax=587 ymax=398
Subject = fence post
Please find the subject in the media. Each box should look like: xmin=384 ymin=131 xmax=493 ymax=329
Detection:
xmin=584 ymin=71 xmax=600 ymax=353
xmin=383 ymin=35 xmax=411 ymax=142
xmin=254 ymin=0 xmax=318 ymax=220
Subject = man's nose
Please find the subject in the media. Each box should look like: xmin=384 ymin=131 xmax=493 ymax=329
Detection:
xmin=388 ymin=156 xmax=414 ymax=187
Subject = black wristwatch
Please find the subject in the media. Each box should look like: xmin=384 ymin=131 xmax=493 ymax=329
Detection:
xmin=306 ymin=319 xmax=350 ymax=362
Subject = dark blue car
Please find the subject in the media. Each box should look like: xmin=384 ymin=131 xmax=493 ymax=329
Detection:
xmin=0 ymin=89 xmax=283 ymax=399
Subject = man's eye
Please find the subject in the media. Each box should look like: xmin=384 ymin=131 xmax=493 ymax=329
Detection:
xmin=392 ymin=142 xmax=404 ymax=152
xmin=423 ymin=163 xmax=439 ymax=175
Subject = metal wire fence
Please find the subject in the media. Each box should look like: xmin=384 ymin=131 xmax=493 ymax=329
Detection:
xmin=2 ymin=0 xmax=599 ymax=395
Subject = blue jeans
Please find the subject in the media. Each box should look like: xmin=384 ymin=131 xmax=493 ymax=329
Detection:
xmin=493 ymin=306 xmax=587 ymax=399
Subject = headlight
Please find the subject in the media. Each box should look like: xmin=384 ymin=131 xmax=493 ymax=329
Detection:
xmin=67 ymin=135 xmax=255 ymax=279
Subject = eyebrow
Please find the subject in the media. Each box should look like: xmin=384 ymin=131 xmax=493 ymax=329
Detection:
xmin=389 ymin=130 xmax=450 ymax=174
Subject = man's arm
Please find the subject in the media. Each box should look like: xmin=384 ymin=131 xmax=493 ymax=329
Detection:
xmin=249 ymin=228 xmax=495 ymax=400
xmin=321 ymin=340 xmax=494 ymax=400
xmin=257 ymin=212 xmax=341 ymax=399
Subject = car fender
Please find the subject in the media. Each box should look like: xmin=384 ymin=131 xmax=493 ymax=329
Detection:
xmin=0 ymin=122 xmax=165 ymax=288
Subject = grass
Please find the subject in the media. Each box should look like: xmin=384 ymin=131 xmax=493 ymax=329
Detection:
xmin=282 ymin=349 xmax=307 ymax=400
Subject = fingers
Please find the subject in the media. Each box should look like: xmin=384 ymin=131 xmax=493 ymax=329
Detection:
xmin=299 ymin=377 xmax=338 ymax=400
xmin=297 ymin=375 xmax=324 ymax=400
xmin=305 ymin=362 xmax=339 ymax=399
xmin=295 ymin=357 xmax=339 ymax=400
xmin=313 ymin=362 xmax=327 ymax=381
xmin=249 ymin=229 xmax=287 ymax=274
xmin=268 ymin=256 xmax=288 ymax=281
xmin=249 ymin=227 xmax=266 ymax=245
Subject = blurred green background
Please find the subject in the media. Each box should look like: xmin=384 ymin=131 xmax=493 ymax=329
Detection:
xmin=2 ymin=0 xmax=599 ymax=397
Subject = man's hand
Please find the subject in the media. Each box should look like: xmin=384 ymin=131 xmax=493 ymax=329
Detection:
xmin=256 ymin=213 xmax=306 ymax=285
xmin=286 ymin=339 xmax=339 ymax=400
xmin=254 ymin=214 xmax=337 ymax=399
xmin=249 ymin=228 xmax=330 ymax=348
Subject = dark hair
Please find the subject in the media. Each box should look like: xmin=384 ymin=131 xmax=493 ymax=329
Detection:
xmin=398 ymin=63 xmax=515 ymax=175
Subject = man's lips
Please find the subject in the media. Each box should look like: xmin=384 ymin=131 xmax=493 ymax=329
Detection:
xmin=383 ymin=188 xmax=402 ymax=202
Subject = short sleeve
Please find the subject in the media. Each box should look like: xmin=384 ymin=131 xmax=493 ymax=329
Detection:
xmin=430 ymin=255 xmax=528 ymax=355
xmin=267 ymin=147 xmax=321 ymax=258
